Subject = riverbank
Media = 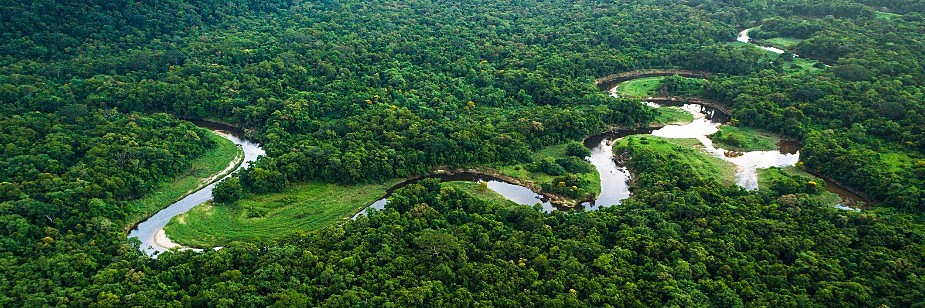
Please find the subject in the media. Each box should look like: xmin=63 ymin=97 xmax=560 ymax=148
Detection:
xmin=128 ymin=123 xmax=265 ymax=256
xmin=708 ymin=125 xmax=785 ymax=152
xmin=492 ymin=142 xmax=601 ymax=206
xmin=757 ymin=167 xmax=843 ymax=204
xmin=615 ymin=136 xmax=739 ymax=186
xmin=164 ymin=181 xmax=396 ymax=248
xmin=124 ymin=130 xmax=244 ymax=232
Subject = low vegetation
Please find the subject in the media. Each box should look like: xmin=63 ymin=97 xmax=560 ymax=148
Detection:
xmin=708 ymin=125 xmax=782 ymax=152
xmin=654 ymin=106 xmax=695 ymax=125
xmin=758 ymin=166 xmax=842 ymax=205
xmin=127 ymin=132 xmax=242 ymax=226
xmin=616 ymin=76 xmax=665 ymax=97
xmin=165 ymin=181 xmax=395 ymax=247
xmin=495 ymin=142 xmax=600 ymax=201
xmin=615 ymin=136 xmax=737 ymax=187
xmin=441 ymin=181 xmax=519 ymax=207
xmin=760 ymin=37 xmax=803 ymax=49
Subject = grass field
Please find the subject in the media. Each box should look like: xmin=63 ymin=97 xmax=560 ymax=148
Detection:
xmin=443 ymin=181 xmax=519 ymax=206
xmin=784 ymin=57 xmax=823 ymax=75
xmin=727 ymin=41 xmax=822 ymax=75
xmin=494 ymin=143 xmax=601 ymax=199
xmin=875 ymin=11 xmax=901 ymax=20
xmin=165 ymin=181 xmax=396 ymax=247
xmin=654 ymin=106 xmax=695 ymax=125
xmin=762 ymin=37 xmax=802 ymax=49
xmin=615 ymin=136 xmax=737 ymax=186
xmin=757 ymin=167 xmax=843 ymax=204
xmin=616 ymin=76 xmax=664 ymax=97
xmin=879 ymin=152 xmax=918 ymax=174
xmin=708 ymin=125 xmax=781 ymax=152
xmin=127 ymin=131 xmax=243 ymax=227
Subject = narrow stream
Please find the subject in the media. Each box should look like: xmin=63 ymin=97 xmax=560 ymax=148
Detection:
xmin=352 ymin=173 xmax=555 ymax=219
xmin=128 ymin=123 xmax=264 ymax=256
xmin=354 ymin=99 xmax=861 ymax=217
xmin=648 ymin=103 xmax=800 ymax=190
xmin=132 ymin=29 xmax=860 ymax=253
xmin=737 ymin=28 xmax=787 ymax=54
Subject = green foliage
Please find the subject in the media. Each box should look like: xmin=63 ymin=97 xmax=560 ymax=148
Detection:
xmin=658 ymin=75 xmax=706 ymax=97
xmin=212 ymin=177 xmax=243 ymax=204
xmin=802 ymin=130 xmax=923 ymax=211
xmin=555 ymin=157 xmax=593 ymax=174
xmin=564 ymin=142 xmax=592 ymax=158
xmin=1 ymin=0 xmax=924 ymax=306
xmin=615 ymin=136 xmax=738 ymax=189
xmin=617 ymin=77 xmax=665 ymax=97
xmin=496 ymin=142 xmax=600 ymax=201
xmin=654 ymin=107 xmax=696 ymax=125
xmin=541 ymin=174 xmax=592 ymax=199
xmin=708 ymin=125 xmax=782 ymax=151
xmin=532 ymin=158 xmax=566 ymax=176
xmin=127 ymin=131 xmax=242 ymax=224
xmin=165 ymin=181 xmax=395 ymax=247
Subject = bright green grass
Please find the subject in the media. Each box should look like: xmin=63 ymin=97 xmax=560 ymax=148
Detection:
xmin=762 ymin=37 xmax=802 ymax=49
xmin=615 ymin=136 xmax=737 ymax=186
xmin=654 ymin=106 xmax=695 ymax=125
xmin=875 ymin=11 xmax=901 ymax=20
xmin=165 ymin=181 xmax=396 ymax=247
xmin=758 ymin=167 xmax=843 ymax=204
xmin=617 ymin=76 xmax=664 ymax=97
xmin=443 ymin=181 xmax=519 ymax=206
xmin=728 ymin=40 xmax=822 ymax=75
xmin=708 ymin=125 xmax=781 ymax=152
xmin=879 ymin=152 xmax=918 ymax=174
xmin=494 ymin=143 xmax=601 ymax=199
xmin=127 ymin=131 xmax=243 ymax=227
xmin=784 ymin=57 xmax=823 ymax=75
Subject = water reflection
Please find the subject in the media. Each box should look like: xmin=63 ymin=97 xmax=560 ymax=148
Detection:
xmin=737 ymin=28 xmax=787 ymax=54
xmin=351 ymin=173 xmax=555 ymax=220
xmin=648 ymin=103 xmax=799 ymax=190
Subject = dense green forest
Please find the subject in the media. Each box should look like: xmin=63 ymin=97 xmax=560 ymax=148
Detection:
xmin=1 ymin=0 xmax=923 ymax=305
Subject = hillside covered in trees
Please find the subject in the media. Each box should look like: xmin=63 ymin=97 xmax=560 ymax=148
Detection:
xmin=1 ymin=0 xmax=923 ymax=305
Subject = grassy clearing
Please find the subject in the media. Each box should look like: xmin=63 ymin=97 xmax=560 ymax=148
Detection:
xmin=165 ymin=181 xmax=395 ymax=247
xmin=728 ymin=40 xmax=822 ymax=75
xmin=615 ymin=136 xmax=737 ymax=186
xmin=784 ymin=57 xmax=823 ymax=75
xmin=879 ymin=151 xmax=920 ymax=174
xmin=875 ymin=11 xmax=901 ymax=20
xmin=762 ymin=37 xmax=802 ymax=49
xmin=443 ymin=181 xmax=519 ymax=206
xmin=616 ymin=76 xmax=664 ymax=97
xmin=127 ymin=131 xmax=242 ymax=227
xmin=708 ymin=125 xmax=781 ymax=152
xmin=494 ymin=143 xmax=601 ymax=199
xmin=654 ymin=106 xmax=695 ymax=125
xmin=758 ymin=167 xmax=842 ymax=204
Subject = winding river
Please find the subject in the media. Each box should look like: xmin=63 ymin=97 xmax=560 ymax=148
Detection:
xmin=737 ymin=28 xmax=787 ymax=54
xmin=355 ymin=101 xmax=819 ymax=218
xmin=128 ymin=122 xmax=264 ymax=256
xmin=133 ymin=27 xmax=860 ymax=255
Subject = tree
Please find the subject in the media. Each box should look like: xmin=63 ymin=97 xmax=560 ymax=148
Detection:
xmin=564 ymin=142 xmax=591 ymax=158
xmin=213 ymin=177 xmax=243 ymax=204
